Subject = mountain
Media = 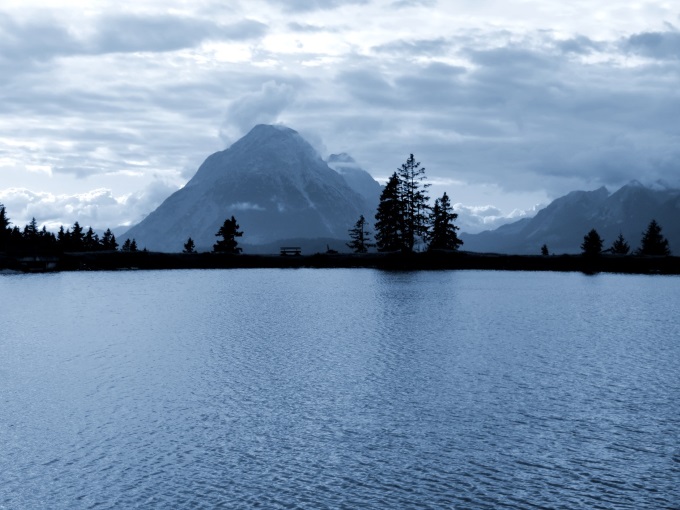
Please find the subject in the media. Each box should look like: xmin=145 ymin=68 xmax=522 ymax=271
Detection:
xmin=462 ymin=182 xmax=680 ymax=254
xmin=123 ymin=125 xmax=377 ymax=252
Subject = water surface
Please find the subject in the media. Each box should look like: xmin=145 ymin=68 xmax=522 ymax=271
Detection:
xmin=1 ymin=270 xmax=678 ymax=509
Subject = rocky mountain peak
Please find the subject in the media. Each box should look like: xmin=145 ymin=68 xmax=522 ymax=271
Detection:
xmin=123 ymin=125 xmax=379 ymax=252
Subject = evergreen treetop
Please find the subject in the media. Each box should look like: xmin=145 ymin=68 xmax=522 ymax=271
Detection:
xmin=214 ymin=216 xmax=243 ymax=254
xmin=84 ymin=227 xmax=100 ymax=251
xmin=347 ymin=215 xmax=374 ymax=253
xmin=101 ymin=229 xmax=118 ymax=251
xmin=581 ymin=228 xmax=603 ymax=256
xmin=0 ymin=206 xmax=9 ymax=252
xmin=428 ymin=192 xmax=463 ymax=251
xmin=638 ymin=219 xmax=670 ymax=256
xmin=397 ymin=154 xmax=430 ymax=251
xmin=374 ymin=172 xmax=403 ymax=252
xmin=610 ymin=233 xmax=630 ymax=255
xmin=183 ymin=237 xmax=196 ymax=254
xmin=23 ymin=217 xmax=39 ymax=239
xmin=0 ymin=205 xmax=9 ymax=231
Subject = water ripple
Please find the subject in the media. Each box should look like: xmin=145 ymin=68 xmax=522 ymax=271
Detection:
xmin=0 ymin=270 xmax=679 ymax=509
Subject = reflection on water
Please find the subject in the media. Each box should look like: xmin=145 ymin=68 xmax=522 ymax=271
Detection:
xmin=1 ymin=269 xmax=679 ymax=509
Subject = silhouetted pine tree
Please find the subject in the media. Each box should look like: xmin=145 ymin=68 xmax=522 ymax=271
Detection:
xmin=183 ymin=237 xmax=196 ymax=254
xmin=22 ymin=218 xmax=40 ymax=253
xmin=397 ymin=154 xmax=430 ymax=251
xmin=70 ymin=221 xmax=85 ymax=251
xmin=121 ymin=239 xmax=132 ymax=252
xmin=84 ymin=227 xmax=100 ymax=251
xmin=10 ymin=226 xmax=22 ymax=248
xmin=0 ymin=205 xmax=9 ymax=252
xmin=100 ymin=229 xmax=118 ymax=251
xmin=638 ymin=219 xmax=670 ymax=256
xmin=375 ymin=173 xmax=403 ymax=252
xmin=129 ymin=239 xmax=138 ymax=252
xmin=0 ymin=205 xmax=8 ymax=229
xmin=23 ymin=217 xmax=38 ymax=238
xmin=347 ymin=215 xmax=374 ymax=253
xmin=213 ymin=216 xmax=243 ymax=254
xmin=57 ymin=226 xmax=68 ymax=249
xmin=38 ymin=226 xmax=57 ymax=254
xmin=581 ymin=228 xmax=603 ymax=257
xmin=541 ymin=244 xmax=549 ymax=256
xmin=610 ymin=233 xmax=630 ymax=255
xmin=428 ymin=192 xmax=463 ymax=251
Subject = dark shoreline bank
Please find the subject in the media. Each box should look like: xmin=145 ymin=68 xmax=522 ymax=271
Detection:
xmin=2 ymin=251 xmax=679 ymax=275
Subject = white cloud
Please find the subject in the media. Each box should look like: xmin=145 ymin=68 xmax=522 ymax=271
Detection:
xmin=230 ymin=202 xmax=265 ymax=211
xmin=0 ymin=180 xmax=179 ymax=230
xmin=452 ymin=202 xmax=543 ymax=233
xmin=220 ymin=80 xmax=299 ymax=143
xmin=25 ymin=164 xmax=53 ymax=176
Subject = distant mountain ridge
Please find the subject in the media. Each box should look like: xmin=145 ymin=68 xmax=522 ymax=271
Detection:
xmin=123 ymin=125 xmax=380 ymax=252
xmin=462 ymin=182 xmax=680 ymax=254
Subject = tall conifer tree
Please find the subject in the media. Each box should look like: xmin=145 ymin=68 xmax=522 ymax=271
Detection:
xmin=0 ymin=205 xmax=9 ymax=252
xmin=638 ymin=219 xmax=670 ymax=256
xmin=374 ymin=173 xmax=403 ymax=252
xmin=101 ymin=229 xmax=118 ymax=250
xmin=84 ymin=227 xmax=100 ymax=251
xmin=581 ymin=228 xmax=603 ymax=256
xmin=428 ymin=192 xmax=463 ymax=251
xmin=397 ymin=154 xmax=430 ymax=251
xmin=22 ymin=218 xmax=39 ymax=253
xmin=0 ymin=206 xmax=12 ymax=252
xmin=70 ymin=221 xmax=85 ymax=251
xmin=23 ymin=218 xmax=39 ymax=239
xmin=347 ymin=215 xmax=374 ymax=253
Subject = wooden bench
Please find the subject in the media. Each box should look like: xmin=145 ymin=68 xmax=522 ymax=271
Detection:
xmin=280 ymin=246 xmax=301 ymax=256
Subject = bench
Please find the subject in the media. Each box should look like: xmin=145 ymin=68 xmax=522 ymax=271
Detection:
xmin=280 ymin=246 xmax=301 ymax=256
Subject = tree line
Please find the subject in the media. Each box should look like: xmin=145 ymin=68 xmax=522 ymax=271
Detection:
xmin=0 ymin=203 xmax=246 ymax=257
xmin=576 ymin=220 xmax=671 ymax=257
xmin=0 ymin=206 xmax=136 ymax=255
xmin=347 ymin=154 xmax=463 ymax=253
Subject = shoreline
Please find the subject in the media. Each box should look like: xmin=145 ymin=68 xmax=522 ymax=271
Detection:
xmin=2 ymin=251 xmax=679 ymax=275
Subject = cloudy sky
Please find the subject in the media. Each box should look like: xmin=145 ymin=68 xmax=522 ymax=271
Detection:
xmin=1 ymin=0 xmax=679 ymax=233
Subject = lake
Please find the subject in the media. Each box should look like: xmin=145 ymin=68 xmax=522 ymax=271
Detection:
xmin=1 ymin=269 xmax=678 ymax=509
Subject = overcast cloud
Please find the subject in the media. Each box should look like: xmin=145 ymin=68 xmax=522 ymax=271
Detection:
xmin=1 ymin=0 xmax=678 ymax=232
